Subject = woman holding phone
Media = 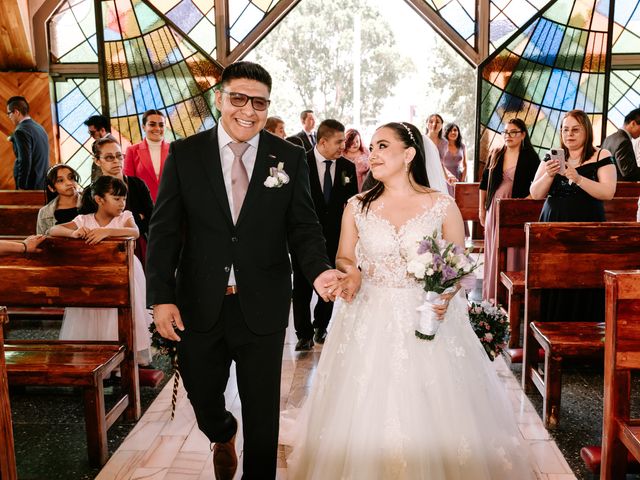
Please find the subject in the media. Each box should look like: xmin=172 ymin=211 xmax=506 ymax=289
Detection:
xmin=529 ymin=109 xmax=616 ymax=322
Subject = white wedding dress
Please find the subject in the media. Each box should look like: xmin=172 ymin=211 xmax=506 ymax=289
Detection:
xmin=285 ymin=194 xmax=536 ymax=479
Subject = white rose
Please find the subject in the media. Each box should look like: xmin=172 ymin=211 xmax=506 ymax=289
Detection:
xmin=407 ymin=259 xmax=426 ymax=279
xmin=277 ymin=171 xmax=289 ymax=184
xmin=264 ymin=176 xmax=278 ymax=187
xmin=426 ymin=268 xmax=434 ymax=276
xmin=418 ymin=251 xmax=433 ymax=264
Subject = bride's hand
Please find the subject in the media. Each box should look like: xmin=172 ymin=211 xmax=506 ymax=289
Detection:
xmin=337 ymin=266 xmax=362 ymax=303
xmin=431 ymin=289 xmax=458 ymax=320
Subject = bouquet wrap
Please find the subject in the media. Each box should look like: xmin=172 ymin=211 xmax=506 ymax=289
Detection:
xmin=415 ymin=287 xmax=456 ymax=340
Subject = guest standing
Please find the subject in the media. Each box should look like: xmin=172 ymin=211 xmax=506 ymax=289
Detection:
xmin=342 ymin=128 xmax=369 ymax=191
xmin=7 ymin=96 xmax=49 ymax=190
xmin=425 ymin=113 xmax=447 ymax=160
xmin=600 ymin=107 xmax=640 ymax=181
xmin=530 ymin=109 xmax=616 ymax=323
xmin=440 ymin=122 xmax=467 ymax=196
xmin=85 ymin=115 xmax=117 ymax=182
xmin=123 ymin=109 xmax=169 ymax=202
xmin=286 ymin=110 xmax=316 ymax=151
xmin=265 ymin=116 xmax=286 ymax=139
xmin=479 ymin=119 xmax=539 ymax=301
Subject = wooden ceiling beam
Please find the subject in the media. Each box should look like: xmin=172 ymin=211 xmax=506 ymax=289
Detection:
xmin=0 ymin=0 xmax=36 ymax=70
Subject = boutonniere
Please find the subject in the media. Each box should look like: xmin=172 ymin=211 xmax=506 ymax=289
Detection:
xmin=264 ymin=161 xmax=290 ymax=188
xmin=341 ymin=170 xmax=353 ymax=187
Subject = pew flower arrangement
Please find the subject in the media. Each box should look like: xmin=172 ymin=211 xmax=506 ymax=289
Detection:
xmin=405 ymin=230 xmax=479 ymax=340
xmin=468 ymin=301 xmax=510 ymax=361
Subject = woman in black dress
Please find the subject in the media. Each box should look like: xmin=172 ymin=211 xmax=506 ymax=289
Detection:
xmin=529 ymin=109 xmax=616 ymax=322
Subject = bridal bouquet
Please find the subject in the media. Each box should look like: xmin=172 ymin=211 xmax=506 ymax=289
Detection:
xmin=468 ymin=301 xmax=509 ymax=360
xmin=406 ymin=231 xmax=479 ymax=340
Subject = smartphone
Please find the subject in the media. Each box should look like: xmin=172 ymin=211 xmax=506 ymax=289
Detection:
xmin=549 ymin=148 xmax=566 ymax=175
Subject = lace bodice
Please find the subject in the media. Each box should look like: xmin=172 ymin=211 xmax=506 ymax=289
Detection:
xmin=350 ymin=194 xmax=453 ymax=288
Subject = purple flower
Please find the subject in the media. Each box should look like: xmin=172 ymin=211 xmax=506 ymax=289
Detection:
xmin=441 ymin=264 xmax=457 ymax=282
xmin=432 ymin=254 xmax=444 ymax=268
xmin=459 ymin=273 xmax=477 ymax=290
xmin=417 ymin=240 xmax=430 ymax=255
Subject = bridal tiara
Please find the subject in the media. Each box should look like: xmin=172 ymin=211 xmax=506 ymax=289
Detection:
xmin=400 ymin=122 xmax=417 ymax=145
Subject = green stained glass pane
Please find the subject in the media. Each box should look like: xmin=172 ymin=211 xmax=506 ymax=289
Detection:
xmin=134 ymin=0 xmax=162 ymax=33
xmin=49 ymin=0 xmax=97 ymax=64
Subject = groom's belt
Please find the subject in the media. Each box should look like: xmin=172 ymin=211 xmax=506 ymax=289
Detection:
xmin=225 ymin=285 xmax=238 ymax=296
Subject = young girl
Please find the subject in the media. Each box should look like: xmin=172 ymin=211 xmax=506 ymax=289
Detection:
xmin=49 ymin=175 xmax=153 ymax=365
xmin=36 ymin=164 xmax=82 ymax=235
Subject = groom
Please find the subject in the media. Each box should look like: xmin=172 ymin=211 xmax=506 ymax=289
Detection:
xmin=146 ymin=61 xmax=340 ymax=479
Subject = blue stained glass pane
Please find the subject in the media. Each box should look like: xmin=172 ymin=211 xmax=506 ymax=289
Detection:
xmin=60 ymin=99 xmax=97 ymax=139
xmin=132 ymin=75 xmax=164 ymax=111
xmin=440 ymin=2 xmax=475 ymax=41
xmin=167 ymin=0 xmax=201 ymax=33
xmin=523 ymin=19 xmax=564 ymax=66
xmin=57 ymin=88 xmax=87 ymax=121
xmin=230 ymin=3 xmax=264 ymax=42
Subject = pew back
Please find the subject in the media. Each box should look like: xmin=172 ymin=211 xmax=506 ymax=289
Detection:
xmin=0 ymin=307 xmax=16 ymax=480
xmin=0 ymin=190 xmax=45 ymax=206
xmin=0 ymin=206 xmax=40 ymax=236
xmin=615 ymin=182 xmax=640 ymax=198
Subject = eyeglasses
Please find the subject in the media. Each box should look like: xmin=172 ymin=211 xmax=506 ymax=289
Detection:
xmin=97 ymin=153 xmax=124 ymax=162
xmin=561 ymin=127 xmax=583 ymax=136
xmin=502 ymin=130 xmax=522 ymax=138
xmin=221 ymin=90 xmax=270 ymax=111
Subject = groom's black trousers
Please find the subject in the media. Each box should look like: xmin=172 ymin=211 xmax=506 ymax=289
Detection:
xmin=178 ymin=293 xmax=285 ymax=479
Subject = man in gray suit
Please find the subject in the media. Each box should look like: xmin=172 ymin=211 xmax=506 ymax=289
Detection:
xmin=7 ymin=96 xmax=49 ymax=190
xmin=601 ymin=108 xmax=640 ymax=181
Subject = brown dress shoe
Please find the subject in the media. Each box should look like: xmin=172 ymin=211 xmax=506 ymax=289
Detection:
xmin=213 ymin=434 xmax=237 ymax=480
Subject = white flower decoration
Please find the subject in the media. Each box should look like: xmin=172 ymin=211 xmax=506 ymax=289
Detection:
xmin=264 ymin=164 xmax=290 ymax=188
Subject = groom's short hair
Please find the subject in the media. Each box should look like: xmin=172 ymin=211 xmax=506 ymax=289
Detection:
xmin=317 ymin=119 xmax=345 ymax=142
xmin=220 ymin=61 xmax=272 ymax=93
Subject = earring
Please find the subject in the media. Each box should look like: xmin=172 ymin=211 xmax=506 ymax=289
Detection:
xmin=405 ymin=163 xmax=409 ymax=173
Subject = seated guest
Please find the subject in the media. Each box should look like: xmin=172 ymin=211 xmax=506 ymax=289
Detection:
xmin=82 ymin=137 xmax=153 ymax=265
xmin=123 ymin=109 xmax=169 ymax=202
xmin=530 ymin=109 xmax=616 ymax=323
xmin=50 ymin=175 xmax=153 ymax=366
xmin=36 ymin=164 xmax=82 ymax=235
xmin=342 ymin=128 xmax=370 ymax=191
xmin=479 ymin=118 xmax=539 ymax=301
xmin=265 ymin=116 xmax=286 ymax=138
xmin=601 ymin=107 xmax=640 ymax=181
xmin=0 ymin=235 xmax=45 ymax=255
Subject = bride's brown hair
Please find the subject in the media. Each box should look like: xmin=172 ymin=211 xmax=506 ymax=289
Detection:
xmin=359 ymin=122 xmax=431 ymax=212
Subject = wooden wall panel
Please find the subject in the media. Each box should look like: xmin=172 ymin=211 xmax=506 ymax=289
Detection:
xmin=0 ymin=0 xmax=35 ymax=70
xmin=0 ymin=72 xmax=57 ymax=189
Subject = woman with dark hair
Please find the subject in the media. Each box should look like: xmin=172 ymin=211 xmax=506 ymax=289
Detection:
xmin=342 ymin=128 xmax=370 ymax=191
xmin=441 ymin=122 xmax=467 ymax=195
xmin=478 ymin=118 xmax=539 ymax=301
xmin=285 ymin=122 xmax=536 ymax=479
xmin=123 ymin=109 xmax=169 ymax=202
xmin=36 ymin=164 xmax=82 ymax=234
xmin=530 ymin=109 xmax=616 ymax=323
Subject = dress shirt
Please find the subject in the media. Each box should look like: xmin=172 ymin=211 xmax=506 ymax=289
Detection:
xmin=218 ymin=123 xmax=260 ymax=286
xmin=314 ymin=147 xmax=335 ymax=192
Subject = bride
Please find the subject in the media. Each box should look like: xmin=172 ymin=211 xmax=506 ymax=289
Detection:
xmin=285 ymin=122 xmax=536 ymax=479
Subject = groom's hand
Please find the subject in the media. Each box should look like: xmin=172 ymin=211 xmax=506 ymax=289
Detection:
xmin=313 ymin=269 xmax=345 ymax=302
xmin=153 ymin=303 xmax=184 ymax=341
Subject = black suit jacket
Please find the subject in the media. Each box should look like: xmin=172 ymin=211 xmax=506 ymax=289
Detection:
xmin=286 ymin=130 xmax=313 ymax=152
xmin=11 ymin=118 xmax=49 ymax=190
xmin=601 ymin=129 xmax=640 ymax=181
xmin=306 ymin=151 xmax=358 ymax=259
xmin=146 ymin=126 xmax=330 ymax=334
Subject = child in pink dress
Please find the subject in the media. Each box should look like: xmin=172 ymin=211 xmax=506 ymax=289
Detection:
xmin=49 ymin=175 xmax=153 ymax=364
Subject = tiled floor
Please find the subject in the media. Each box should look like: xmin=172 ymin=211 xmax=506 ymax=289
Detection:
xmin=97 ymin=324 xmax=577 ymax=480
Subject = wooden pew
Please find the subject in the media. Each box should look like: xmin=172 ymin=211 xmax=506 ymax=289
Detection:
xmin=580 ymin=270 xmax=640 ymax=478
xmin=0 ymin=206 xmax=40 ymax=236
xmin=0 ymin=190 xmax=45 ymax=206
xmin=0 ymin=307 xmax=17 ymax=480
xmin=0 ymin=237 xmax=141 ymax=467
xmin=453 ymin=182 xmax=484 ymax=252
xmin=522 ymin=223 xmax=640 ymax=429
xmin=495 ymin=197 xmax=638 ymax=354
xmin=614 ymin=181 xmax=640 ymax=198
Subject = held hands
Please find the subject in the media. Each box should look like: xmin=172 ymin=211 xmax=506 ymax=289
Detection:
xmin=334 ymin=265 xmax=362 ymax=303
xmin=313 ymin=269 xmax=346 ymax=302
xmin=153 ymin=304 xmax=184 ymax=341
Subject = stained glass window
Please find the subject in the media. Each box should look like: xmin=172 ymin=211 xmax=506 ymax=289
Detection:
xmin=229 ymin=0 xmax=281 ymax=49
xmin=420 ymin=0 xmax=476 ymax=47
xmin=49 ymin=0 xmax=98 ymax=63
xmin=608 ymin=70 xmax=640 ymax=133
xmin=54 ymin=78 xmax=102 ymax=185
xmin=100 ymin=0 xmax=221 ymax=149
xmin=479 ymin=0 xmax=609 ymax=162
xmin=489 ymin=0 xmax=551 ymax=53
xmin=151 ymin=0 xmax=216 ymax=59
xmin=612 ymin=1 xmax=640 ymax=54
